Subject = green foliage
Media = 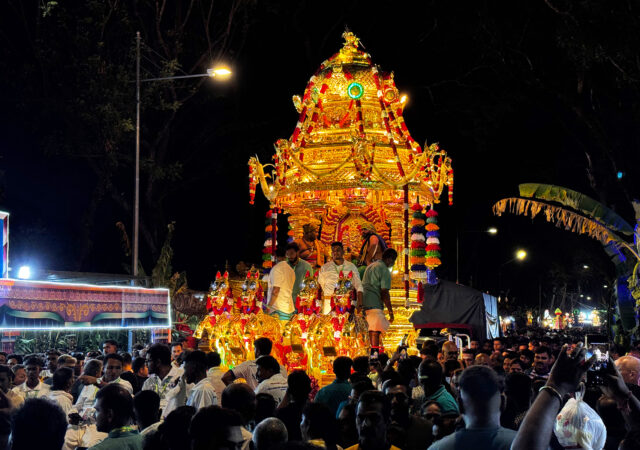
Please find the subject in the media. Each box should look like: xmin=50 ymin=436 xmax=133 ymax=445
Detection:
xmin=13 ymin=330 xmax=151 ymax=354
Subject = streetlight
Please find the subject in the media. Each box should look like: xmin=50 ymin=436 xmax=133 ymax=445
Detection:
xmin=456 ymin=227 xmax=498 ymax=284
xmin=498 ymin=248 xmax=528 ymax=294
xmin=133 ymin=32 xmax=232 ymax=279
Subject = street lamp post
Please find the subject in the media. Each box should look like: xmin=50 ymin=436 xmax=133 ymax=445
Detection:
xmin=456 ymin=227 xmax=498 ymax=284
xmin=132 ymin=31 xmax=231 ymax=280
xmin=497 ymin=248 xmax=527 ymax=295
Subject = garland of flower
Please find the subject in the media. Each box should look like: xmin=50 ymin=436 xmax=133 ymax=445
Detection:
xmin=262 ymin=210 xmax=276 ymax=271
xmin=425 ymin=209 xmax=442 ymax=277
xmin=409 ymin=203 xmax=427 ymax=280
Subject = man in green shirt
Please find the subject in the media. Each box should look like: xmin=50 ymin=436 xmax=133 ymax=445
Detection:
xmin=287 ymin=242 xmax=312 ymax=316
xmin=90 ymin=383 xmax=142 ymax=450
xmin=360 ymin=248 xmax=397 ymax=354
xmin=314 ymin=356 xmax=353 ymax=416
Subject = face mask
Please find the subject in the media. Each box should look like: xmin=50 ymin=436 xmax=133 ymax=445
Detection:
xmin=445 ymin=377 xmax=451 ymax=384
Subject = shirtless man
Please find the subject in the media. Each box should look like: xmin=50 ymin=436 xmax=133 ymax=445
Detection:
xmin=295 ymin=223 xmax=328 ymax=268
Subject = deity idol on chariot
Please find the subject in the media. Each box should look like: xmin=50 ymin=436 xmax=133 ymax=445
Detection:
xmin=282 ymin=270 xmax=322 ymax=372
xmin=193 ymin=271 xmax=234 ymax=340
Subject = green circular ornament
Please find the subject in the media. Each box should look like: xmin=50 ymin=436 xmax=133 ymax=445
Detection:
xmin=347 ymin=82 xmax=364 ymax=99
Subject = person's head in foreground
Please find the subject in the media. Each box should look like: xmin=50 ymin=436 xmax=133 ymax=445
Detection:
xmin=382 ymin=248 xmax=398 ymax=268
xmin=252 ymin=417 xmax=288 ymax=450
xmin=51 ymin=367 xmax=74 ymax=392
xmin=10 ymin=398 xmax=67 ymax=450
xmin=301 ymin=401 xmax=338 ymax=449
xmin=256 ymin=355 xmax=280 ymax=384
xmin=458 ymin=365 xmax=504 ymax=428
xmin=184 ymin=350 xmax=208 ymax=384
xmin=418 ymin=359 xmax=444 ymax=395
xmin=133 ymin=390 xmax=161 ymax=431
xmin=221 ymin=382 xmax=256 ymax=426
xmin=287 ymin=369 xmax=312 ymax=403
xmin=355 ymin=390 xmax=392 ymax=450
xmin=190 ymin=405 xmax=244 ymax=450
xmin=615 ymin=355 xmax=640 ymax=386
xmin=95 ymin=383 xmax=134 ymax=433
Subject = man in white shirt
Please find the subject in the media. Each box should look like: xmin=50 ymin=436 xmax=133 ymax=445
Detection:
xmin=66 ymin=359 xmax=106 ymax=450
xmin=184 ymin=350 xmax=218 ymax=409
xmin=99 ymin=353 xmax=134 ymax=395
xmin=142 ymin=343 xmax=184 ymax=418
xmin=222 ymin=337 xmax=286 ymax=390
xmin=206 ymin=351 xmax=227 ymax=397
xmin=318 ymin=241 xmax=364 ymax=314
xmin=40 ymin=350 xmax=61 ymax=380
xmin=12 ymin=356 xmax=50 ymax=401
xmin=254 ymin=355 xmax=288 ymax=406
xmin=266 ymin=248 xmax=296 ymax=320
xmin=46 ymin=367 xmax=75 ymax=415
xmin=171 ymin=342 xmax=184 ymax=369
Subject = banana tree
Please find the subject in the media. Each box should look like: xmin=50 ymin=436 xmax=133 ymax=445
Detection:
xmin=493 ymin=183 xmax=640 ymax=333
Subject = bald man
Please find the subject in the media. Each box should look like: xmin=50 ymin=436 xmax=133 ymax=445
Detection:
xmin=442 ymin=342 xmax=459 ymax=362
xmin=615 ymin=355 xmax=640 ymax=386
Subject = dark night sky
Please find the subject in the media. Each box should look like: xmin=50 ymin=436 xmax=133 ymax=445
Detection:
xmin=0 ymin=1 xmax=637 ymax=309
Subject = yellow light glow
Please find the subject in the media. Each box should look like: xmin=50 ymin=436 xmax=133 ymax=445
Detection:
xmin=207 ymin=66 xmax=232 ymax=80
xmin=487 ymin=227 xmax=498 ymax=235
xmin=516 ymin=249 xmax=527 ymax=260
xmin=400 ymin=94 xmax=408 ymax=104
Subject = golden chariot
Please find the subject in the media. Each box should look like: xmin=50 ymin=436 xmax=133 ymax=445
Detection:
xmin=195 ymin=31 xmax=454 ymax=381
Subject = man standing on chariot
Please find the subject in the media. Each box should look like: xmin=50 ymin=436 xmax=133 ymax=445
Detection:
xmin=295 ymin=223 xmax=329 ymax=268
xmin=318 ymin=241 xmax=364 ymax=314
xmin=361 ymin=248 xmax=397 ymax=355
xmin=357 ymin=223 xmax=388 ymax=278
xmin=266 ymin=243 xmax=311 ymax=321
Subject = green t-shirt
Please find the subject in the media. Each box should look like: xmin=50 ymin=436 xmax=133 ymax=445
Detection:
xmin=289 ymin=258 xmax=312 ymax=303
xmin=89 ymin=429 xmax=143 ymax=450
xmin=362 ymin=260 xmax=392 ymax=309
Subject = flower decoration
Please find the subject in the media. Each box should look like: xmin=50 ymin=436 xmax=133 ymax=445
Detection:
xmin=425 ymin=208 xmax=441 ymax=269
xmin=409 ymin=203 xmax=427 ymax=281
xmin=263 ymin=210 xmax=276 ymax=271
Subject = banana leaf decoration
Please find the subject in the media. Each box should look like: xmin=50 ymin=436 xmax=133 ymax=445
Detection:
xmin=518 ymin=183 xmax=635 ymax=235
xmin=493 ymin=183 xmax=640 ymax=332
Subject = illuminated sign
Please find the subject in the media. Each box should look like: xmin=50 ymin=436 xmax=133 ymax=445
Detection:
xmin=0 ymin=278 xmax=170 ymax=330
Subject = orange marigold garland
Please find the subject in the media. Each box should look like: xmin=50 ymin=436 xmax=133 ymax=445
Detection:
xmin=409 ymin=203 xmax=427 ymax=281
xmin=425 ymin=209 xmax=441 ymax=276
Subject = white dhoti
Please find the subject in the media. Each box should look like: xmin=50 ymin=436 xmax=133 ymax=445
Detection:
xmin=365 ymin=308 xmax=390 ymax=332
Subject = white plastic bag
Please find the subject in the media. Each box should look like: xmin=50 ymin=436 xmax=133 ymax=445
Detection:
xmin=554 ymin=390 xmax=607 ymax=450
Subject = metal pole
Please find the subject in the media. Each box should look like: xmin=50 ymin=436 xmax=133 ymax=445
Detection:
xmin=133 ymin=32 xmax=141 ymax=279
xmin=403 ymin=185 xmax=409 ymax=305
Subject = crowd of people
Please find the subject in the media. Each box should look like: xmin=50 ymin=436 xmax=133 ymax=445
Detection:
xmin=0 ymin=333 xmax=638 ymax=449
